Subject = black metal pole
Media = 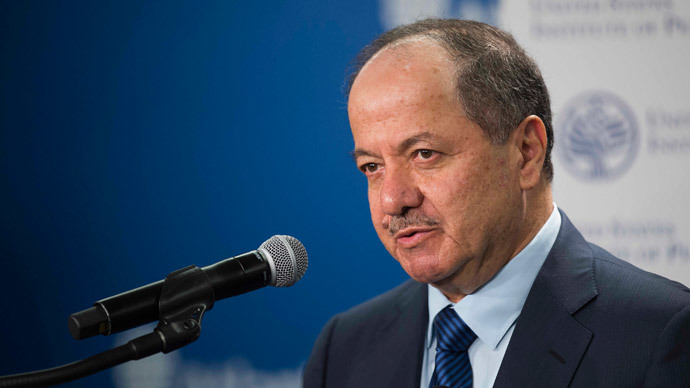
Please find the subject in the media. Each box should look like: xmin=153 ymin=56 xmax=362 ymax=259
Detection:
xmin=0 ymin=332 xmax=162 ymax=388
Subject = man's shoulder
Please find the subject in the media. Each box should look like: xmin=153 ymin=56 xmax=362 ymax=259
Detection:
xmin=551 ymin=210 xmax=690 ymax=310
xmin=588 ymin=241 xmax=690 ymax=309
xmin=307 ymin=278 xmax=427 ymax=371
xmin=304 ymin=279 xmax=429 ymax=387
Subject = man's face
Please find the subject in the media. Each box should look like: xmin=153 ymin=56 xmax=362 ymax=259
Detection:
xmin=348 ymin=42 xmax=524 ymax=294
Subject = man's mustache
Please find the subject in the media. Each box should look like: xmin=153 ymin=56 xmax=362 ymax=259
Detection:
xmin=388 ymin=213 xmax=440 ymax=235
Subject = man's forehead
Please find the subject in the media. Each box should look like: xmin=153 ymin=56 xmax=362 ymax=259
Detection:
xmin=347 ymin=39 xmax=470 ymax=160
xmin=349 ymin=39 xmax=455 ymax=101
xmin=348 ymin=45 xmax=457 ymax=119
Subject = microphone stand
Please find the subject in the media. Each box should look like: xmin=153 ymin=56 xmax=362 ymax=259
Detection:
xmin=0 ymin=264 xmax=215 ymax=387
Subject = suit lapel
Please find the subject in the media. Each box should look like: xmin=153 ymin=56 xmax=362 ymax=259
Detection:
xmin=364 ymin=281 xmax=428 ymax=388
xmin=494 ymin=211 xmax=598 ymax=388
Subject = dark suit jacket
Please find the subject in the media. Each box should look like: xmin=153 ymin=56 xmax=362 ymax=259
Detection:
xmin=303 ymin=211 xmax=690 ymax=387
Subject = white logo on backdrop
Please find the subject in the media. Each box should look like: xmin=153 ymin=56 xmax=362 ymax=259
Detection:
xmin=112 ymin=327 xmax=302 ymax=388
xmin=378 ymin=0 xmax=499 ymax=29
xmin=557 ymin=91 xmax=639 ymax=182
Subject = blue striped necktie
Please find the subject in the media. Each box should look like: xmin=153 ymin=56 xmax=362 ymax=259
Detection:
xmin=429 ymin=305 xmax=477 ymax=388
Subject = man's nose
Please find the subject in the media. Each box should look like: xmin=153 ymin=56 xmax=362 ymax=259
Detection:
xmin=380 ymin=166 xmax=423 ymax=215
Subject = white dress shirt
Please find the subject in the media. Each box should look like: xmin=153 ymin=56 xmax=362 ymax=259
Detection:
xmin=420 ymin=205 xmax=561 ymax=388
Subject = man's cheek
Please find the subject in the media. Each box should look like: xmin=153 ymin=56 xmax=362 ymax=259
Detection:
xmin=368 ymin=189 xmax=381 ymax=218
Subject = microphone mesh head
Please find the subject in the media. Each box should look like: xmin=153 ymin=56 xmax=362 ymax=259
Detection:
xmin=260 ymin=235 xmax=308 ymax=287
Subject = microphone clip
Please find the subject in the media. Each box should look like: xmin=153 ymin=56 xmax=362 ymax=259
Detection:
xmin=154 ymin=264 xmax=215 ymax=353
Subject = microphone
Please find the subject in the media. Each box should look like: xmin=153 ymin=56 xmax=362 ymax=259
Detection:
xmin=68 ymin=235 xmax=308 ymax=340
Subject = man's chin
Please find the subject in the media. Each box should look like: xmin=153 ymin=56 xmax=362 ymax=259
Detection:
xmin=397 ymin=257 xmax=449 ymax=284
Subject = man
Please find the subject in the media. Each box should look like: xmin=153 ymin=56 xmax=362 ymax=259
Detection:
xmin=304 ymin=19 xmax=690 ymax=387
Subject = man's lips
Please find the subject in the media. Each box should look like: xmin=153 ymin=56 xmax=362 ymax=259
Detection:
xmin=394 ymin=227 xmax=437 ymax=247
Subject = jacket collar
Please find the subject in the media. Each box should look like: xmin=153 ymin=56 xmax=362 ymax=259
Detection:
xmin=494 ymin=210 xmax=598 ymax=387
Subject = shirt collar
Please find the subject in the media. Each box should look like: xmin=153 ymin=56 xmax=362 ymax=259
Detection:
xmin=426 ymin=204 xmax=561 ymax=350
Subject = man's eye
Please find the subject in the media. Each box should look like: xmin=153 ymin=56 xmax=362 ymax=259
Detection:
xmin=362 ymin=163 xmax=379 ymax=173
xmin=416 ymin=149 xmax=435 ymax=160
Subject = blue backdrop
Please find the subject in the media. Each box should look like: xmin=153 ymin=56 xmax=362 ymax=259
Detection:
xmin=5 ymin=0 xmax=687 ymax=386
xmin=0 ymin=1 xmax=415 ymax=386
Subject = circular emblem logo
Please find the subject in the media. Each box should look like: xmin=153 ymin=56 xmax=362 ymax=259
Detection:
xmin=557 ymin=91 xmax=639 ymax=181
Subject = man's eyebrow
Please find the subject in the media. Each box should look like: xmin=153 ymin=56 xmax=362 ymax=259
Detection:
xmin=350 ymin=149 xmax=377 ymax=162
xmin=349 ymin=132 xmax=438 ymax=162
xmin=397 ymin=132 xmax=435 ymax=153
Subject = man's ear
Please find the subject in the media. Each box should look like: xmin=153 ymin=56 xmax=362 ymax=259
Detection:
xmin=515 ymin=115 xmax=548 ymax=190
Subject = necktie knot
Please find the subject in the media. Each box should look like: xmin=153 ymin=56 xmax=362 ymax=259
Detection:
xmin=434 ymin=305 xmax=477 ymax=353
